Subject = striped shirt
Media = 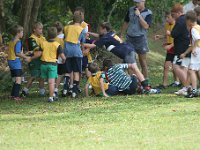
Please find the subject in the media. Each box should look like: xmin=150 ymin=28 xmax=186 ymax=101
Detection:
xmin=106 ymin=64 xmax=132 ymax=91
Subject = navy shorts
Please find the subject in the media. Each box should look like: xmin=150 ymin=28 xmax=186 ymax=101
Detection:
xmin=10 ymin=69 xmax=23 ymax=77
xmin=58 ymin=64 xmax=67 ymax=75
xmin=124 ymin=51 xmax=136 ymax=64
xmin=165 ymin=53 xmax=175 ymax=62
xmin=65 ymin=57 xmax=82 ymax=73
xmin=105 ymin=85 xmax=119 ymax=96
xmin=123 ymin=75 xmax=138 ymax=95
xmin=126 ymin=35 xmax=149 ymax=54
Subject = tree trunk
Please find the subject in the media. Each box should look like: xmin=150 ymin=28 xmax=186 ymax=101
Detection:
xmin=20 ymin=0 xmax=34 ymax=40
xmin=0 ymin=0 xmax=5 ymax=33
xmin=29 ymin=0 xmax=41 ymax=34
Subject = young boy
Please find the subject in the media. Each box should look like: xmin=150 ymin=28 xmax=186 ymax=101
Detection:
xmin=84 ymin=22 xmax=150 ymax=91
xmin=7 ymin=25 xmax=30 ymax=101
xmin=63 ymin=13 xmax=86 ymax=98
xmin=155 ymin=11 xmax=180 ymax=89
xmin=85 ymin=63 xmax=118 ymax=97
xmin=181 ymin=11 xmax=200 ymax=98
xmin=21 ymin=22 xmax=46 ymax=97
xmin=39 ymin=27 xmax=66 ymax=102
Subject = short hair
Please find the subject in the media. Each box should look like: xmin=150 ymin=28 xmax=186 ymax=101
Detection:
xmin=186 ymin=10 xmax=197 ymax=22
xmin=194 ymin=6 xmax=200 ymax=15
xmin=88 ymin=63 xmax=100 ymax=74
xmin=74 ymin=6 xmax=85 ymax=14
xmin=103 ymin=58 xmax=113 ymax=70
xmin=53 ymin=21 xmax=63 ymax=33
xmin=171 ymin=3 xmax=183 ymax=13
xmin=100 ymin=22 xmax=112 ymax=32
xmin=11 ymin=25 xmax=23 ymax=36
xmin=48 ymin=27 xmax=57 ymax=39
xmin=165 ymin=11 xmax=171 ymax=17
xmin=32 ymin=22 xmax=43 ymax=30
xmin=73 ymin=13 xmax=83 ymax=23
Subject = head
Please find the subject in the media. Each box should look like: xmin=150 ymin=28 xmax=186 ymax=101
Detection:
xmin=11 ymin=25 xmax=23 ymax=39
xmin=99 ymin=22 xmax=112 ymax=35
xmin=53 ymin=21 xmax=63 ymax=34
xmin=192 ymin=0 xmax=199 ymax=5
xmin=73 ymin=13 xmax=83 ymax=24
xmin=103 ymin=58 xmax=113 ymax=71
xmin=194 ymin=6 xmax=200 ymax=17
xmin=88 ymin=62 xmax=100 ymax=74
xmin=32 ymin=22 xmax=43 ymax=36
xmin=47 ymin=27 xmax=57 ymax=40
xmin=171 ymin=3 xmax=183 ymax=20
xmin=133 ymin=0 xmax=146 ymax=11
xmin=165 ymin=11 xmax=175 ymax=24
xmin=74 ymin=6 xmax=85 ymax=21
xmin=186 ymin=11 xmax=197 ymax=29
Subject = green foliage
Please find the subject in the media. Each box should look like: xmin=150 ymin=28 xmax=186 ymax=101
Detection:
xmin=0 ymin=71 xmax=12 ymax=92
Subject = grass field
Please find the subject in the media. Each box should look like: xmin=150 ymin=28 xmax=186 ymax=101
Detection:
xmin=1 ymin=37 xmax=200 ymax=150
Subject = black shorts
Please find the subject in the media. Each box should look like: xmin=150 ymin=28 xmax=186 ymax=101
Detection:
xmin=10 ymin=69 xmax=23 ymax=77
xmin=65 ymin=57 xmax=82 ymax=73
xmin=165 ymin=53 xmax=175 ymax=62
xmin=123 ymin=75 xmax=138 ymax=95
xmin=58 ymin=64 xmax=67 ymax=75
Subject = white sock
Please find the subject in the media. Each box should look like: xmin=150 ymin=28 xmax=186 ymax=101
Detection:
xmin=54 ymin=88 xmax=58 ymax=92
xmin=70 ymin=85 xmax=73 ymax=89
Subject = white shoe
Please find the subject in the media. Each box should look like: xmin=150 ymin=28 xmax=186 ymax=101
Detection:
xmin=72 ymin=92 xmax=77 ymax=98
xmin=175 ymin=88 xmax=187 ymax=96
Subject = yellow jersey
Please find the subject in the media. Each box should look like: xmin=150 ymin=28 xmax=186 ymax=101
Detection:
xmin=29 ymin=34 xmax=46 ymax=51
xmin=88 ymin=71 xmax=109 ymax=95
xmin=54 ymin=36 xmax=64 ymax=49
xmin=165 ymin=23 xmax=175 ymax=44
xmin=8 ymin=39 xmax=20 ymax=60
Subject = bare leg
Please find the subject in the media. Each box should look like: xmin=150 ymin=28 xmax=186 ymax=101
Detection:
xmin=189 ymin=70 xmax=197 ymax=89
xmin=163 ymin=61 xmax=171 ymax=86
xmin=173 ymin=65 xmax=188 ymax=87
xmin=48 ymin=78 xmax=55 ymax=97
xmin=138 ymin=54 xmax=148 ymax=79
xmin=130 ymin=63 xmax=145 ymax=82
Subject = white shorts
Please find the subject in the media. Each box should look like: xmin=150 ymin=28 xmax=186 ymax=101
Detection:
xmin=173 ymin=55 xmax=190 ymax=68
xmin=189 ymin=63 xmax=200 ymax=71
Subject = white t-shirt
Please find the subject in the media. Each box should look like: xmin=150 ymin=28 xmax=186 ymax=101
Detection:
xmin=183 ymin=1 xmax=198 ymax=14
xmin=57 ymin=33 xmax=65 ymax=64
xmin=191 ymin=27 xmax=200 ymax=64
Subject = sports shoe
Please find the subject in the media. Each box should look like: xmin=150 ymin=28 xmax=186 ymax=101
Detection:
xmin=169 ymin=82 xmax=181 ymax=87
xmin=62 ymin=90 xmax=68 ymax=97
xmin=175 ymin=88 xmax=187 ymax=96
xmin=143 ymin=86 xmax=151 ymax=94
xmin=68 ymin=88 xmax=73 ymax=95
xmin=149 ymin=88 xmax=161 ymax=94
xmin=53 ymin=96 xmax=59 ymax=101
xmin=21 ymin=90 xmax=28 ymax=97
xmin=78 ymin=88 xmax=82 ymax=93
xmin=185 ymin=89 xmax=198 ymax=98
xmin=72 ymin=92 xmax=77 ymax=98
xmin=48 ymin=97 xmax=54 ymax=103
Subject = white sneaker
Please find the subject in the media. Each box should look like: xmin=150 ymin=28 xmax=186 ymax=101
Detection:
xmin=72 ymin=92 xmax=77 ymax=98
xmin=175 ymin=88 xmax=187 ymax=96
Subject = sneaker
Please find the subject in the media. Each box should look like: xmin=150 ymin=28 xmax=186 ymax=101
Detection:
xmin=48 ymin=97 xmax=54 ymax=103
xmin=78 ymin=88 xmax=82 ymax=93
xmin=72 ymin=92 xmax=77 ymax=98
xmin=169 ymin=82 xmax=181 ymax=87
xmin=175 ymin=88 xmax=187 ymax=96
xmin=21 ymin=90 xmax=28 ymax=97
xmin=62 ymin=90 xmax=68 ymax=97
xmin=149 ymin=88 xmax=161 ymax=94
xmin=53 ymin=96 xmax=59 ymax=101
xmin=68 ymin=88 xmax=73 ymax=95
xmin=185 ymin=89 xmax=198 ymax=98
xmin=143 ymin=86 xmax=151 ymax=94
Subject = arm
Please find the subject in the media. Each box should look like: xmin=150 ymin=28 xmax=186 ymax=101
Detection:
xmin=59 ymin=53 xmax=66 ymax=64
xmin=180 ymin=46 xmax=192 ymax=59
xmin=135 ymin=9 xmax=150 ymax=29
xmin=83 ymin=43 xmax=96 ymax=49
xmin=100 ymin=78 xmax=109 ymax=97
xmin=85 ymin=83 xmax=90 ymax=97
xmin=88 ymin=32 xmax=100 ymax=38
xmin=30 ymin=50 xmax=42 ymax=61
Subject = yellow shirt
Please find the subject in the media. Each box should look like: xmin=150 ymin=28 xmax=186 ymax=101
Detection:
xmin=40 ymin=41 xmax=60 ymax=63
xmin=8 ymin=39 xmax=20 ymax=60
xmin=30 ymin=34 xmax=46 ymax=51
xmin=165 ymin=23 xmax=175 ymax=44
xmin=81 ymin=21 xmax=88 ymax=30
xmin=64 ymin=25 xmax=84 ymax=44
xmin=54 ymin=37 xmax=64 ymax=49
xmin=88 ymin=71 xmax=109 ymax=95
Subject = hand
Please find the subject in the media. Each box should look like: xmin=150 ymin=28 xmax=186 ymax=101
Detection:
xmin=154 ymin=35 xmax=161 ymax=40
xmin=166 ymin=30 xmax=171 ymax=36
xmin=103 ymin=93 xmax=109 ymax=98
xmin=25 ymin=57 xmax=32 ymax=63
xmin=135 ymin=8 xmax=140 ymax=16
xmin=62 ymin=58 xmax=66 ymax=64
xmin=192 ymin=49 xmax=197 ymax=56
xmin=180 ymin=53 xmax=186 ymax=59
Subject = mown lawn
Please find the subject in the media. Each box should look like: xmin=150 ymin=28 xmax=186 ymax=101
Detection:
xmin=1 ymin=37 xmax=200 ymax=150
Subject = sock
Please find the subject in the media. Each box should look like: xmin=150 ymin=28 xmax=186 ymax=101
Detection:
xmin=11 ymin=83 xmax=16 ymax=96
xmin=14 ymin=83 xmax=21 ymax=97
xmin=64 ymin=76 xmax=70 ymax=90
xmin=73 ymin=80 xmax=79 ymax=94
xmin=54 ymin=88 xmax=58 ymax=93
xmin=141 ymin=80 xmax=149 ymax=88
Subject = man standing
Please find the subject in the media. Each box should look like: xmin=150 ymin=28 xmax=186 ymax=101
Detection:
xmin=183 ymin=0 xmax=199 ymax=14
xmin=120 ymin=0 xmax=152 ymax=79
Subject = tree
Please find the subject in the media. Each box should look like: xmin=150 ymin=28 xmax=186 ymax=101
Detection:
xmin=0 ymin=0 xmax=5 ymax=33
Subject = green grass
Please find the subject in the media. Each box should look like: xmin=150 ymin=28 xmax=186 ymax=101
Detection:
xmin=1 ymin=37 xmax=200 ymax=150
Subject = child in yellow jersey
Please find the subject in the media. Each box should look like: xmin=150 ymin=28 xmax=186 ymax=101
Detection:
xmin=39 ymin=27 xmax=66 ymax=102
xmin=63 ymin=13 xmax=86 ymax=98
xmin=21 ymin=22 xmax=46 ymax=97
xmin=7 ymin=25 xmax=31 ymax=101
xmin=85 ymin=63 xmax=118 ymax=97
xmin=155 ymin=11 xmax=180 ymax=89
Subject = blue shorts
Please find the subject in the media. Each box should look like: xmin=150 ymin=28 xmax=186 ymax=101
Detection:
xmin=123 ymin=75 xmax=138 ymax=95
xmin=105 ymin=85 xmax=119 ymax=96
xmin=10 ymin=69 xmax=23 ymax=77
xmin=65 ymin=57 xmax=82 ymax=73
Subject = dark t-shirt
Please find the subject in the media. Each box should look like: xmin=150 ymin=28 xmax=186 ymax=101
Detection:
xmin=171 ymin=15 xmax=190 ymax=57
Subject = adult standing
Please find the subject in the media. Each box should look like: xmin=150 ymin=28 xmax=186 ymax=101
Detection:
xmin=120 ymin=0 xmax=152 ymax=79
xmin=183 ymin=0 xmax=199 ymax=14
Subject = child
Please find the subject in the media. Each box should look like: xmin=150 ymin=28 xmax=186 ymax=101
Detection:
xmin=181 ymin=11 xmax=200 ymax=98
xmin=155 ymin=11 xmax=180 ymax=89
xmin=63 ymin=13 xmax=86 ymax=98
xmin=194 ymin=6 xmax=200 ymax=24
xmin=85 ymin=63 xmax=118 ymax=97
xmin=7 ymin=25 xmax=30 ymax=101
xmin=21 ymin=22 xmax=46 ymax=97
xmin=39 ymin=27 xmax=66 ymax=102
xmin=53 ymin=21 xmax=66 ymax=98
xmin=84 ymin=22 xmax=150 ymax=91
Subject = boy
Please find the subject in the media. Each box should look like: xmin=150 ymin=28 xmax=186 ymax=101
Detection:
xmin=39 ymin=27 xmax=66 ymax=102
xmin=7 ymin=25 xmax=30 ymax=101
xmin=21 ymin=22 xmax=46 ymax=97
xmin=84 ymin=22 xmax=150 ymax=91
xmin=63 ymin=13 xmax=86 ymax=98
xmin=155 ymin=11 xmax=180 ymax=89
xmin=85 ymin=63 xmax=118 ymax=97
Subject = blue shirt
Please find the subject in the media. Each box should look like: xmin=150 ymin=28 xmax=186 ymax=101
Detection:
xmin=64 ymin=30 xmax=86 ymax=58
xmin=8 ymin=41 xmax=22 ymax=70
xmin=95 ymin=32 xmax=134 ymax=59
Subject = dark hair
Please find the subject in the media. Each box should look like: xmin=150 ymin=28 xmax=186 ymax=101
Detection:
xmin=32 ymin=22 xmax=43 ymax=31
xmin=103 ymin=58 xmax=113 ymax=70
xmin=74 ymin=6 xmax=85 ymax=14
xmin=88 ymin=63 xmax=99 ymax=74
xmin=73 ymin=13 xmax=83 ymax=23
xmin=48 ymin=27 xmax=57 ymax=39
xmin=54 ymin=21 xmax=63 ymax=33
xmin=100 ymin=22 xmax=112 ymax=32
xmin=11 ymin=25 xmax=23 ymax=36
xmin=186 ymin=10 xmax=197 ymax=22
xmin=194 ymin=6 xmax=200 ymax=15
